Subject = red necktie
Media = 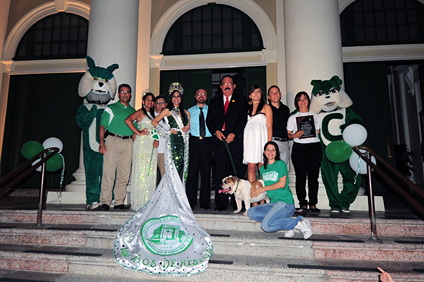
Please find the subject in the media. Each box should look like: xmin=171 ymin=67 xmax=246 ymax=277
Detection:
xmin=224 ymin=97 xmax=230 ymax=114
xmin=223 ymin=97 xmax=230 ymax=131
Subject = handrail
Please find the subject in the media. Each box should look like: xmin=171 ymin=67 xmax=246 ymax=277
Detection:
xmin=0 ymin=147 xmax=60 ymax=226
xmin=352 ymin=146 xmax=424 ymax=240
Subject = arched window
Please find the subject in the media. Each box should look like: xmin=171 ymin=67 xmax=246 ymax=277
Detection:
xmin=341 ymin=0 xmax=424 ymax=46
xmin=14 ymin=13 xmax=88 ymax=60
xmin=162 ymin=4 xmax=263 ymax=55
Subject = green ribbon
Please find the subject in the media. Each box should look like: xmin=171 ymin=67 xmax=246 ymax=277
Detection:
xmin=147 ymin=129 xmax=160 ymax=176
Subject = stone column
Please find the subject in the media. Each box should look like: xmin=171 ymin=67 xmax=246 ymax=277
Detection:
xmin=50 ymin=0 xmax=139 ymax=204
xmin=87 ymin=0 xmax=139 ymax=107
xmin=284 ymin=0 xmax=343 ymax=110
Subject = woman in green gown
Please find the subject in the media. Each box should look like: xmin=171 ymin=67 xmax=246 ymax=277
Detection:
xmin=152 ymin=84 xmax=190 ymax=182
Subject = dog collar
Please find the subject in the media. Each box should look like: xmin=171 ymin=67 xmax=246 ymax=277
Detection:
xmin=234 ymin=177 xmax=239 ymax=193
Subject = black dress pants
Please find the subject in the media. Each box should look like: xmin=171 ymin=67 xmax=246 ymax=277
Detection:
xmin=291 ymin=142 xmax=322 ymax=207
xmin=186 ymin=137 xmax=212 ymax=208
xmin=212 ymin=136 xmax=244 ymax=209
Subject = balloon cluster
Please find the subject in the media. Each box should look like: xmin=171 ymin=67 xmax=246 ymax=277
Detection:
xmin=325 ymin=124 xmax=376 ymax=174
xmin=21 ymin=137 xmax=64 ymax=172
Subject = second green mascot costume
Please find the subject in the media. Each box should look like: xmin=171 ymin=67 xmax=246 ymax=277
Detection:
xmin=309 ymin=75 xmax=362 ymax=213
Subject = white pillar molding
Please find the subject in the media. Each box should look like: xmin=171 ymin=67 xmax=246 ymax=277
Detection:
xmin=2 ymin=1 xmax=90 ymax=61
xmin=55 ymin=0 xmax=69 ymax=12
xmin=275 ymin=0 xmax=287 ymax=104
xmin=135 ymin=0 xmax=152 ymax=108
xmin=87 ymin=0 xmax=139 ymax=107
xmin=150 ymin=0 xmax=276 ymax=63
xmin=284 ymin=0 xmax=343 ymax=111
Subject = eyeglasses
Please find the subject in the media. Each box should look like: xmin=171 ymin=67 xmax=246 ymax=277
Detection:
xmin=196 ymin=92 xmax=207 ymax=96
xmin=119 ymin=90 xmax=131 ymax=94
xmin=222 ymin=82 xmax=233 ymax=86
xmin=171 ymin=95 xmax=181 ymax=98
xmin=155 ymin=101 xmax=166 ymax=104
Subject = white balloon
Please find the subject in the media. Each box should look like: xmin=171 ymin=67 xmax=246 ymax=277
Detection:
xmin=357 ymin=187 xmax=366 ymax=196
xmin=343 ymin=124 xmax=368 ymax=147
xmin=42 ymin=137 xmax=63 ymax=153
xmin=32 ymin=158 xmax=42 ymax=172
xmin=349 ymin=149 xmax=376 ymax=174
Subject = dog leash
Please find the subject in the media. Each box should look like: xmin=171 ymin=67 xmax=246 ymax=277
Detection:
xmin=222 ymin=139 xmax=240 ymax=192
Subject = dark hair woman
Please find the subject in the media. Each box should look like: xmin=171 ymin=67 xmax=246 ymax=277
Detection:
xmin=287 ymin=91 xmax=322 ymax=215
xmin=152 ymin=86 xmax=190 ymax=181
xmin=243 ymin=85 xmax=273 ymax=185
xmin=124 ymin=91 xmax=159 ymax=210
xmin=247 ymin=141 xmax=313 ymax=239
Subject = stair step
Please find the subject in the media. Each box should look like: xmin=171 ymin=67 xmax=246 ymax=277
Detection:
xmin=0 ymin=210 xmax=422 ymax=237
xmin=0 ymin=208 xmax=423 ymax=281
xmin=0 ymin=244 xmax=422 ymax=281
xmin=0 ymin=224 xmax=422 ymax=262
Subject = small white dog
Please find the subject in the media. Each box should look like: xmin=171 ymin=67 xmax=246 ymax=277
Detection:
xmin=221 ymin=176 xmax=269 ymax=215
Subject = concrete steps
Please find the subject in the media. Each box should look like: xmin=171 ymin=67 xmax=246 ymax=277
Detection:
xmin=0 ymin=209 xmax=423 ymax=281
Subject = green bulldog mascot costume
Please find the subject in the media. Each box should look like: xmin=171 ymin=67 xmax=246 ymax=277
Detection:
xmin=76 ymin=56 xmax=119 ymax=210
xmin=309 ymin=75 xmax=362 ymax=213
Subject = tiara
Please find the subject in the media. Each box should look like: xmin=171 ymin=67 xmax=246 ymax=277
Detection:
xmin=142 ymin=89 xmax=153 ymax=96
xmin=168 ymin=82 xmax=184 ymax=95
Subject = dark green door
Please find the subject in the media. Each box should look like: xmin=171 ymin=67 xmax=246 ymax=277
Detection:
xmin=344 ymin=62 xmax=396 ymax=192
xmin=1 ymin=73 xmax=84 ymax=189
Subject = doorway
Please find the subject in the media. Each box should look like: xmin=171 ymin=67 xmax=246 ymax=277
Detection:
xmin=388 ymin=65 xmax=424 ymax=186
xmin=160 ymin=66 xmax=266 ymax=109
xmin=0 ymin=73 xmax=84 ymax=188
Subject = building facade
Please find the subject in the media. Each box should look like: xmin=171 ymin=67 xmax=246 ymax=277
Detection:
xmin=1 ymin=0 xmax=424 ymax=191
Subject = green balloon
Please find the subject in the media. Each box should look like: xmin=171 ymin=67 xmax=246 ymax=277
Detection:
xmin=46 ymin=153 xmax=63 ymax=172
xmin=325 ymin=141 xmax=352 ymax=163
xmin=21 ymin=141 xmax=44 ymax=160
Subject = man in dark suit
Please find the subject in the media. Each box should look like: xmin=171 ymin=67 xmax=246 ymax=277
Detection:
xmin=206 ymin=75 xmax=247 ymax=211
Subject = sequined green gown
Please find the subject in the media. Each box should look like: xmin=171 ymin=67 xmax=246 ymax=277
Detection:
xmin=130 ymin=115 xmax=157 ymax=210
xmin=167 ymin=109 xmax=189 ymax=182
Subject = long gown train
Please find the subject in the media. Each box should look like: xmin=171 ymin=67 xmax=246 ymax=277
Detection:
xmin=114 ymin=111 xmax=212 ymax=275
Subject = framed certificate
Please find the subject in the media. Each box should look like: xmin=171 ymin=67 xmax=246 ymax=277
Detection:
xmin=296 ymin=115 xmax=316 ymax=139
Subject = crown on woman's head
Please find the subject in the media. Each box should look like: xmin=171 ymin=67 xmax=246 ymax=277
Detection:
xmin=142 ymin=89 xmax=153 ymax=96
xmin=168 ymin=82 xmax=184 ymax=95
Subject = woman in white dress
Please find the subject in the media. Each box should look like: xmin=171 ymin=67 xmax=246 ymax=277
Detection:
xmin=125 ymin=92 xmax=158 ymax=211
xmin=243 ymin=85 xmax=273 ymax=185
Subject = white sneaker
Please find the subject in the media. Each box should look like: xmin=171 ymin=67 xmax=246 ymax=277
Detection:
xmin=295 ymin=219 xmax=313 ymax=240
xmin=330 ymin=208 xmax=340 ymax=213
xmin=341 ymin=208 xmax=351 ymax=213
xmin=109 ymin=200 xmax=115 ymax=208
xmin=283 ymin=230 xmax=295 ymax=238
xmin=86 ymin=202 xmax=99 ymax=211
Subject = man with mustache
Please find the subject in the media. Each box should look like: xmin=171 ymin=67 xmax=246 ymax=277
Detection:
xmin=206 ymin=76 xmax=247 ymax=211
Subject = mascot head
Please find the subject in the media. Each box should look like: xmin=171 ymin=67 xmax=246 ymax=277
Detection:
xmin=78 ymin=56 xmax=119 ymax=104
xmin=309 ymin=75 xmax=353 ymax=114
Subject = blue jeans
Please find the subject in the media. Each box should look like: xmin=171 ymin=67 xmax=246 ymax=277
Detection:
xmin=247 ymin=202 xmax=302 ymax=232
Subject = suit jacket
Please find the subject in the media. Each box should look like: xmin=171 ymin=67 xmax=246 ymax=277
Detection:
xmin=206 ymin=93 xmax=247 ymax=141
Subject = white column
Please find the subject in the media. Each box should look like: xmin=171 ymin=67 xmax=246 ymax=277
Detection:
xmin=49 ymin=0 xmax=139 ymax=204
xmin=276 ymin=0 xmax=287 ymax=104
xmin=284 ymin=0 xmax=343 ymax=110
xmin=87 ymin=0 xmax=139 ymax=107
xmin=0 ymin=0 xmax=11 ymax=157
xmin=135 ymin=0 xmax=152 ymax=109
